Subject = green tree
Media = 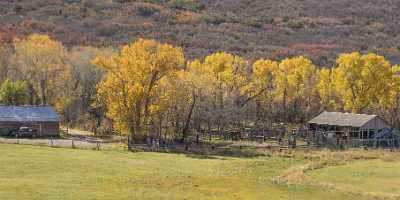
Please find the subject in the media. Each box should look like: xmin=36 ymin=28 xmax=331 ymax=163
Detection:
xmin=0 ymin=79 xmax=28 ymax=105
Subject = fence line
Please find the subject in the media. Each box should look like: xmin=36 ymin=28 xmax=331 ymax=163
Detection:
xmin=0 ymin=137 xmax=119 ymax=151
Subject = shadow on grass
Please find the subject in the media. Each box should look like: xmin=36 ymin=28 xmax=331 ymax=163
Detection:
xmin=128 ymin=143 xmax=266 ymax=159
xmin=184 ymin=154 xmax=228 ymax=160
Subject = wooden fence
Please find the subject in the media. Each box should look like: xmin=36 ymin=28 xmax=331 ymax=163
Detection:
xmin=0 ymin=137 xmax=118 ymax=151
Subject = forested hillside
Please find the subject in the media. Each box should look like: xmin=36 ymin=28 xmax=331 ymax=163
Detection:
xmin=1 ymin=0 xmax=400 ymax=65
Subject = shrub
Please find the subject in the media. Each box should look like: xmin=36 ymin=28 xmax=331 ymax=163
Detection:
xmin=14 ymin=5 xmax=23 ymax=13
xmin=97 ymin=24 xmax=119 ymax=37
xmin=94 ymin=123 xmax=115 ymax=137
xmin=282 ymin=16 xmax=290 ymax=23
xmin=264 ymin=16 xmax=275 ymax=24
xmin=242 ymin=17 xmax=263 ymax=28
xmin=286 ymin=21 xmax=304 ymax=30
xmin=168 ymin=0 xmax=204 ymax=12
xmin=144 ymin=0 xmax=164 ymax=3
xmin=241 ymin=16 xmax=274 ymax=28
xmin=137 ymin=5 xmax=160 ymax=16
xmin=170 ymin=11 xmax=201 ymax=24
xmin=202 ymin=14 xmax=227 ymax=25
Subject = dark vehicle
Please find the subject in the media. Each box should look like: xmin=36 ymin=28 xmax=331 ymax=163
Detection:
xmin=9 ymin=127 xmax=38 ymax=138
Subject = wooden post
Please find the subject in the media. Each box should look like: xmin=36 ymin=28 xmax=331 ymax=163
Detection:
xmin=185 ymin=142 xmax=189 ymax=151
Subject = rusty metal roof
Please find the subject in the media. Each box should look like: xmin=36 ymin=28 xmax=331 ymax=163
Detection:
xmin=0 ymin=106 xmax=60 ymax=122
xmin=308 ymin=111 xmax=377 ymax=127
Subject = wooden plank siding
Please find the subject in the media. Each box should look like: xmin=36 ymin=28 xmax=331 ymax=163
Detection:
xmin=0 ymin=121 xmax=59 ymax=137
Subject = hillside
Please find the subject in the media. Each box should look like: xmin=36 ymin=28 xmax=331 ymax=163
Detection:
xmin=1 ymin=0 xmax=400 ymax=65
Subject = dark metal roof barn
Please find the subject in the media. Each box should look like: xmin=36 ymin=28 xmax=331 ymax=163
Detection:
xmin=0 ymin=106 xmax=60 ymax=137
xmin=0 ymin=106 xmax=60 ymax=122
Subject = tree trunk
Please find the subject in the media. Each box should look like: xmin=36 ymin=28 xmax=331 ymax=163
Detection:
xmin=28 ymin=83 xmax=37 ymax=105
xmin=180 ymin=90 xmax=197 ymax=143
xmin=40 ymin=79 xmax=47 ymax=106
xmin=255 ymin=99 xmax=261 ymax=123
xmin=283 ymin=87 xmax=287 ymax=121
xmin=130 ymin=100 xmax=142 ymax=144
xmin=143 ymin=72 xmax=159 ymax=138
xmin=128 ymin=124 xmax=135 ymax=149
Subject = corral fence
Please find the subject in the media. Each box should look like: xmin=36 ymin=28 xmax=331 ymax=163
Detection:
xmin=0 ymin=137 xmax=120 ymax=151
xmin=337 ymin=138 xmax=400 ymax=149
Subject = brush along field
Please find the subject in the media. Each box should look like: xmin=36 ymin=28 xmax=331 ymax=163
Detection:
xmin=0 ymin=143 xmax=398 ymax=200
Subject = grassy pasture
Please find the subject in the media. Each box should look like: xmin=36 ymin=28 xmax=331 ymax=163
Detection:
xmin=309 ymin=159 xmax=400 ymax=197
xmin=0 ymin=143 xmax=396 ymax=200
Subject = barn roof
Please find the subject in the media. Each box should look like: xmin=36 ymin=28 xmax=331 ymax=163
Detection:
xmin=0 ymin=106 xmax=60 ymax=122
xmin=308 ymin=111 xmax=377 ymax=127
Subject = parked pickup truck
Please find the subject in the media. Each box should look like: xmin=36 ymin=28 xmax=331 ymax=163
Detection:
xmin=9 ymin=127 xmax=38 ymax=138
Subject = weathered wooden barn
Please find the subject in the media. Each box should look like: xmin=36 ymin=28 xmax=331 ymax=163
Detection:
xmin=0 ymin=106 xmax=60 ymax=137
xmin=308 ymin=111 xmax=393 ymax=140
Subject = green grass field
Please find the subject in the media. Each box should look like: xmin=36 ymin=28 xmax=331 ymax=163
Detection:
xmin=0 ymin=143 xmax=397 ymax=200
xmin=309 ymin=159 xmax=400 ymax=197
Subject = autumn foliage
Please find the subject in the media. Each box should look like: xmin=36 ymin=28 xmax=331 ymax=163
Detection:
xmin=2 ymin=34 xmax=400 ymax=142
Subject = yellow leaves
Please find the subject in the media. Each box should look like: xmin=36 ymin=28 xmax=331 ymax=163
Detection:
xmin=203 ymin=52 xmax=248 ymax=86
xmin=120 ymin=39 xmax=184 ymax=75
xmin=252 ymin=59 xmax=278 ymax=78
xmin=91 ymin=35 xmax=398 ymax=133
xmin=204 ymin=52 xmax=234 ymax=74
xmin=274 ymin=56 xmax=316 ymax=102
xmin=94 ymin=39 xmax=184 ymax=134
xmin=13 ymin=34 xmax=71 ymax=105
xmin=205 ymin=52 xmax=249 ymax=90
xmin=317 ymin=68 xmax=339 ymax=110
xmin=247 ymin=59 xmax=278 ymax=99
xmin=14 ymin=34 xmax=66 ymax=65
xmin=334 ymin=52 xmax=393 ymax=112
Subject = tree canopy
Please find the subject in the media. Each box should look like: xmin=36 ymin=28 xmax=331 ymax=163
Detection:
xmin=0 ymin=79 xmax=28 ymax=106
xmin=2 ymin=33 xmax=400 ymax=140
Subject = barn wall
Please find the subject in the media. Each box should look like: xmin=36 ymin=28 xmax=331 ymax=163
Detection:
xmin=41 ymin=122 xmax=60 ymax=136
xmin=0 ymin=121 xmax=59 ymax=137
xmin=361 ymin=117 xmax=391 ymax=130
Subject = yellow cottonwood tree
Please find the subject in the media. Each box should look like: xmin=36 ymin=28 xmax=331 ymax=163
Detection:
xmin=335 ymin=52 xmax=392 ymax=113
xmin=94 ymin=39 xmax=184 ymax=142
xmin=203 ymin=52 xmax=247 ymax=92
xmin=13 ymin=34 xmax=70 ymax=105
xmin=274 ymin=56 xmax=317 ymax=120
xmin=201 ymin=52 xmax=250 ymax=126
xmin=250 ymin=59 xmax=278 ymax=101
xmin=248 ymin=59 xmax=278 ymax=122
xmin=157 ymin=60 xmax=209 ymax=142
xmin=317 ymin=68 xmax=339 ymax=110
xmin=380 ymin=65 xmax=400 ymax=125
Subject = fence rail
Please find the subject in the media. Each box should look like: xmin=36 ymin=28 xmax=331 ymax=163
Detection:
xmin=0 ymin=137 xmax=120 ymax=151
